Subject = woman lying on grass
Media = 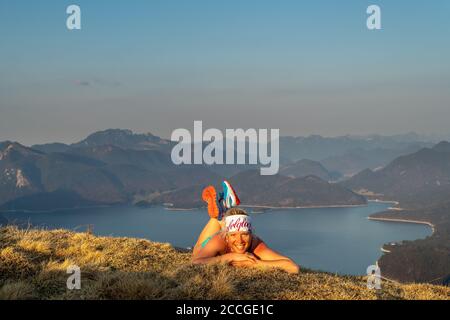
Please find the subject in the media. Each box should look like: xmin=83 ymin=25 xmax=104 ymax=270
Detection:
xmin=192 ymin=182 xmax=299 ymax=274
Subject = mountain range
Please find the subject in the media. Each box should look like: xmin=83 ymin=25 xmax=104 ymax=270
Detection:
xmin=0 ymin=132 xmax=221 ymax=211
xmin=1 ymin=129 xmax=367 ymax=211
xmin=33 ymin=130 xmax=436 ymax=178
xmin=150 ymin=169 xmax=366 ymax=209
xmin=341 ymin=141 xmax=450 ymax=208
xmin=280 ymin=135 xmax=432 ymax=177
xmin=279 ymin=159 xmax=337 ymax=181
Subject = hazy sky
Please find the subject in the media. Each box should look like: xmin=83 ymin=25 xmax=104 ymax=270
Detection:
xmin=1 ymin=0 xmax=449 ymax=145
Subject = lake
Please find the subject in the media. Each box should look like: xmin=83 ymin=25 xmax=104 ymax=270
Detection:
xmin=0 ymin=201 xmax=432 ymax=275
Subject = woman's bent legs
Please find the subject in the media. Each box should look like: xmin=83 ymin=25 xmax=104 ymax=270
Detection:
xmin=192 ymin=218 xmax=222 ymax=256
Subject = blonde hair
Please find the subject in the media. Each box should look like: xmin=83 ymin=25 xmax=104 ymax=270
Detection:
xmin=223 ymin=207 xmax=248 ymax=218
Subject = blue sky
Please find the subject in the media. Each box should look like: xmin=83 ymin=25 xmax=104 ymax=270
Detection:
xmin=1 ymin=0 xmax=449 ymax=145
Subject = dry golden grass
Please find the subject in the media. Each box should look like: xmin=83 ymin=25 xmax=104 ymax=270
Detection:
xmin=0 ymin=226 xmax=448 ymax=300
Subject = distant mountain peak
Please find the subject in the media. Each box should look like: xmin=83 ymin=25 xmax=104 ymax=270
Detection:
xmin=87 ymin=128 xmax=157 ymax=137
xmin=279 ymin=159 xmax=333 ymax=181
xmin=71 ymin=129 xmax=170 ymax=151
xmin=301 ymin=175 xmax=327 ymax=183
xmin=84 ymin=129 xmax=135 ymax=140
xmin=1 ymin=141 xmax=20 ymax=151
xmin=0 ymin=141 xmax=43 ymax=160
xmin=432 ymin=141 xmax=450 ymax=153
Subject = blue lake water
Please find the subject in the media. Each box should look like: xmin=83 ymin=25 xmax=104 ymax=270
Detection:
xmin=0 ymin=201 xmax=432 ymax=275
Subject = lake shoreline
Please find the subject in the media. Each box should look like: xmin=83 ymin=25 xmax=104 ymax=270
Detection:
xmin=370 ymin=215 xmax=436 ymax=283
xmin=240 ymin=203 xmax=368 ymax=210
xmin=367 ymin=216 xmax=435 ymax=234
xmin=166 ymin=199 xmax=399 ymax=211
xmin=157 ymin=202 xmax=371 ymax=212
xmin=0 ymin=204 xmax=117 ymax=214
xmin=1 ymin=202 xmax=370 ymax=214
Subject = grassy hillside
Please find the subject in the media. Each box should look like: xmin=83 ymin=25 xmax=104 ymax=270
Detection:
xmin=0 ymin=226 xmax=448 ymax=300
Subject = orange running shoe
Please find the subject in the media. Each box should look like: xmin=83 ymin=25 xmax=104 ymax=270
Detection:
xmin=202 ymin=186 xmax=220 ymax=219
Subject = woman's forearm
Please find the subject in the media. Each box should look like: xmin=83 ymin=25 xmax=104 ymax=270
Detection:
xmin=192 ymin=255 xmax=222 ymax=265
xmin=193 ymin=255 xmax=299 ymax=274
xmin=192 ymin=254 xmax=232 ymax=265
xmin=258 ymin=259 xmax=299 ymax=274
